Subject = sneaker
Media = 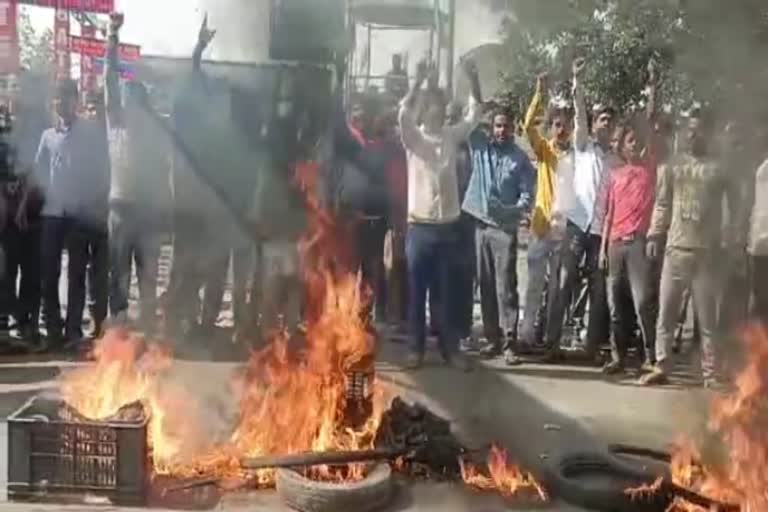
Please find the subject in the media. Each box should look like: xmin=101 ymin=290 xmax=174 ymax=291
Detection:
xmin=480 ymin=343 xmax=503 ymax=359
xmin=601 ymin=360 xmax=625 ymax=375
xmin=504 ymin=349 xmax=522 ymax=366
xmin=640 ymin=360 xmax=656 ymax=374
xmin=460 ymin=337 xmax=481 ymax=353
xmin=638 ymin=366 xmax=668 ymax=386
xmin=405 ymin=352 xmax=425 ymax=370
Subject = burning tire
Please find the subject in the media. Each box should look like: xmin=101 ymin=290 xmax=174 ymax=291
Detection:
xmin=276 ymin=463 xmax=393 ymax=512
xmin=551 ymin=452 xmax=670 ymax=512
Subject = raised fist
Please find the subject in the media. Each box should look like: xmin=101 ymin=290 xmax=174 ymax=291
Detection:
xmin=198 ymin=13 xmax=216 ymax=48
xmin=572 ymin=57 xmax=586 ymax=78
xmin=109 ymin=12 xmax=124 ymax=33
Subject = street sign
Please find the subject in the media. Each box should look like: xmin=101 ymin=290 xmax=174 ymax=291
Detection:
xmin=69 ymin=35 xmax=140 ymax=61
xmin=54 ymin=6 xmax=70 ymax=79
xmin=19 ymin=0 xmax=113 ymax=14
xmin=0 ymin=0 xmax=19 ymax=74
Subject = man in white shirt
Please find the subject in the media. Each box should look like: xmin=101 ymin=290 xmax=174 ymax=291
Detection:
xmin=398 ymin=58 xmax=482 ymax=371
xmin=105 ymin=13 xmax=171 ymax=335
xmin=546 ymin=57 xmax=615 ymax=361
xmin=749 ymin=156 xmax=768 ymax=323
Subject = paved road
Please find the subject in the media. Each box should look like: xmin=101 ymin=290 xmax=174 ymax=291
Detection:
xmin=0 ymin=235 xmax=709 ymax=511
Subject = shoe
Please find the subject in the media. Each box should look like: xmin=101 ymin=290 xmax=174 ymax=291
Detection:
xmin=602 ymin=360 xmax=625 ymax=375
xmin=504 ymin=349 xmax=522 ymax=366
xmin=442 ymin=352 xmax=473 ymax=372
xmin=638 ymin=366 xmax=668 ymax=386
xmin=640 ymin=361 xmax=656 ymax=373
xmin=460 ymin=337 xmax=481 ymax=353
xmin=405 ymin=352 xmax=425 ymax=370
xmin=480 ymin=343 xmax=503 ymax=359
xmin=703 ymin=378 xmax=726 ymax=392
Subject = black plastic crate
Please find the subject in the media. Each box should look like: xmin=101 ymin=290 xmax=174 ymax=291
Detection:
xmin=7 ymin=395 xmax=149 ymax=506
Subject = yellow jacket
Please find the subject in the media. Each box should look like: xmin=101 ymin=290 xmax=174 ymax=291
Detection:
xmin=523 ymin=84 xmax=562 ymax=239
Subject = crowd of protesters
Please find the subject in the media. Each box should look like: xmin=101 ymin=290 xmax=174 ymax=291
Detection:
xmin=0 ymin=12 xmax=765 ymax=391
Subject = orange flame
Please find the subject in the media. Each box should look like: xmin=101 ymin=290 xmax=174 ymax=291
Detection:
xmin=460 ymin=445 xmax=547 ymax=501
xmin=59 ymin=159 xmax=387 ymax=487
xmin=634 ymin=325 xmax=768 ymax=511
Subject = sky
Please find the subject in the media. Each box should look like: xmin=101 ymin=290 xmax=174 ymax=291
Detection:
xmin=25 ymin=0 xmax=502 ymax=74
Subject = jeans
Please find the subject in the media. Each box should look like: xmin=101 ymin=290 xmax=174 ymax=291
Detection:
xmin=750 ymin=255 xmax=768 ymax=325
xmin=455 ymin=216 xmax=476 ymax=339
xmin=521 ymin=235 xmax=558 ymax=345
xmin=0 ymin=222 xmax=41 ymax=330
xmin=606 ymin=236 xmax=655 ymax=365
xmin=476 ymin=224 xmax=519 ymax=351
xmin=406 ymin=222 xmax=460 ymax=356
xmin=546 ymin=222 xmax=609 ymax=354
xmin=384 ymin=229 xmax=408 ymax=326
xmin=108 ymin=204 xmax=165 ymax=328
xmin=656 ymin=247 xmax=718 ymax=378
xmin=41 ymin=215 xmax=108 ymax=341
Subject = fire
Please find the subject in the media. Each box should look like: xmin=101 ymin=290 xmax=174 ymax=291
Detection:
xmin=58 ymin=159 xmax=387 ymax=487
xmin=628 ymin=325 xmax=768 ymax=511
xmin=460 ymin=445 xmax=547 ymax=501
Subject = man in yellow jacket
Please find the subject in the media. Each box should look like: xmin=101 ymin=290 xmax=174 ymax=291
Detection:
xmin=520 ymin=72 xmax=573 ymax=349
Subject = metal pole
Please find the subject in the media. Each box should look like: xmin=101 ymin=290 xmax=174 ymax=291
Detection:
xmin=446 ymin=0 xmax=456 ymax=97
xmin=434 ymin=0 xmax=441 ymax=87
xmin=366 ymin=23 xmax=372 ymax=89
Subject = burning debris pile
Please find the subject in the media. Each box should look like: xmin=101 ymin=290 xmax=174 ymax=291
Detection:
xmin=628 ymin=325 xmax=768 ymax=512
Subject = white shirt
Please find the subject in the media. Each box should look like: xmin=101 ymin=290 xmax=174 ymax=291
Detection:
xmin=398 ymin=95 xmax=480 ymax=224
xmin=749 ymin=158 xmax=768 ymax=255
xmin=552 ymin=78 xmax=612 ymax=234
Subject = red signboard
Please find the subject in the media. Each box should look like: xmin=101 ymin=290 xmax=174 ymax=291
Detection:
xmin=0 ymin=0 xmax=19 ymax=74
xmin=69 ymin=35 xmax=140 ymax=61
xmin=80 ymin=24 xmax=95 ymax=93
xmin=19 ymin=0 xmax=113 ymax=14
xmin=54 ymin=5 xmax=70 ymax=79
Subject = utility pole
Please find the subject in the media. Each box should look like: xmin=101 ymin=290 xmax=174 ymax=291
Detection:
xmin=446 ymin=0 xmax=455 ymax=96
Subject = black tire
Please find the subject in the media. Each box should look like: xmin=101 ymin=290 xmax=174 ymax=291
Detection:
xmin=276 ymin=463 xmax=393 ymax=512
xmin=548 ymin=452 xmax=671 ymax=512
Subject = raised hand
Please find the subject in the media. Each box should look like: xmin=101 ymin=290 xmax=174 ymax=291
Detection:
xmin=647 ymin=57 xmax=658 ymax=84
xmin=572 ymin=57 xmax=586 ymax=78
xmin=415 ymin=59 xmax=428 ymax=85
xmin=537 ymin=71 xmax=549 ymax=91
xmin=198 ymin=13 xmax=216 ymax=49
xmin=109 ymin=12 xmax=124 ymax=33
xmin=461 ymin=57 xmax=479 ymax=80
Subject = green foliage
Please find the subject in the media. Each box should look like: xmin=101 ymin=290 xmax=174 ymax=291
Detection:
xmin=486 ymin=0 xmax=768 ymax=123
xmin=18 ymin=9 xmax=54 ymax=74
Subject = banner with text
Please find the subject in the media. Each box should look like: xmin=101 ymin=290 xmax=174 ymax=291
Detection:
xmin=54 ymin=6 xmax=70 ymax=79
xmin=80 ymin=24 xmax=95 ymax=93
xmin=20 ymin=0 xmax=113 ymax=14
xmin=69 ymin=35 xmax=140 ymax=61
xmin=0 ymin=0 xmax=19 ymax=74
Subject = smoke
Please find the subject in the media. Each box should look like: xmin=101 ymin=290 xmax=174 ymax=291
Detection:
xmin=199 ymin=0 xmax=271 ymax=63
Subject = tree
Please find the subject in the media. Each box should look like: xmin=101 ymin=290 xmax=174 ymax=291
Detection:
xmin=18 ymin=9 xmax=54 ymax=75
xmin=486 ymin=0 xmax=768 ymax=124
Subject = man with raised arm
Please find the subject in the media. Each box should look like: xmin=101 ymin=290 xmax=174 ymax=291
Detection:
xmin=520 ymin=71 xmax=573 ymax=351
xmin=398 ymin=58 xmax=482 ymax=371
xmin=546 ymin=57 xmax=615 ymax=361
xmin=598 ymin=59 xmax=659 ymax=376
xmin=105 ymin=12 xmax=171 ymax=335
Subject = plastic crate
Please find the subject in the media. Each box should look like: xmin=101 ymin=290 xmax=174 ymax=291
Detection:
xmin=7 ymin=395 xmax=149 ymax=506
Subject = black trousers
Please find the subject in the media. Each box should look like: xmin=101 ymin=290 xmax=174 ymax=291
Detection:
xmin=476 ymin=224 xmax=519 ymax=351
xmin=752 ymin=255 xmax=768 ymax=325
xmin=0 ymin=222 xmax=41 ymax=329
xmin=41 ymin=216 xmax=108 ymax=341
xmin=546 ymin=222 xmax=609 ymax=354
xmin=606 ymin=236 xmax=655 ymax=364
xmin=353 ymin=217 xmax=387 ymax=322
